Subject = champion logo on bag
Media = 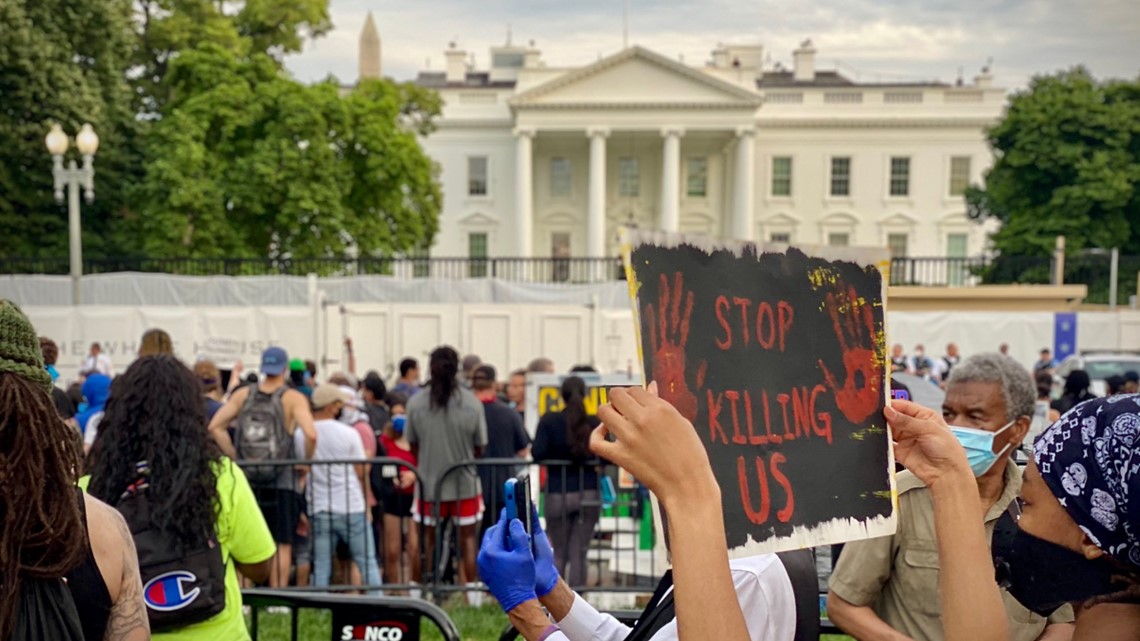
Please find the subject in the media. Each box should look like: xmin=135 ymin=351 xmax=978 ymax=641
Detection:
xmin=144 ymin=571 xmax=202 ymax=612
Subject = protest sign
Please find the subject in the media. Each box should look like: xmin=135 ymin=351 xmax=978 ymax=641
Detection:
xmin=623 ymin=230 xmax=894 ymax=555
xmin=524 ymin=372 xmax=641 ymax=438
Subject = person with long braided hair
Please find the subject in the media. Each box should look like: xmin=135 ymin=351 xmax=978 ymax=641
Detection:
xmin=85 ymin=353 xmax=276 ymax=640
xmin=0 ymin=300 xmax=148 ymax=640
xmin=406 ymin=346 xmax=488 ymax=593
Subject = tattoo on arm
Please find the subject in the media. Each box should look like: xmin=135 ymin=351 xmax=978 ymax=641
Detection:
xmin=105 ymin=512 xmax=150 ymax=641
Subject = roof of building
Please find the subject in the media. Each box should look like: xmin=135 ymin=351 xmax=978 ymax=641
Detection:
xmin=412 ymin=64 xmax=953 ymax=91
xmin=756 ymin=70 xmax=949 ymax=88
xmin=415 ymin=71 xmax=517 ymax=89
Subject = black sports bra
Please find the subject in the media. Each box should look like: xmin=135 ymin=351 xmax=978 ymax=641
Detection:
xmin=65 ymin=490 xmax=113 ymax=641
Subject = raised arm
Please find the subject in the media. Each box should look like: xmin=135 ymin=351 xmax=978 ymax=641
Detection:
xmin=344 ymin=338 xmax=357 ymax=375
xmin=590 ymin=384 xmax=750 ymax=641
xmin=886 ymin=401 xmax=1009 ymax=641
xmin=207 ymin=386 xmax=246 ymax=459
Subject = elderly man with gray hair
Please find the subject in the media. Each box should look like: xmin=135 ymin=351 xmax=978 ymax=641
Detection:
xmin=828 ymin=353 xmax=1075 ymax=641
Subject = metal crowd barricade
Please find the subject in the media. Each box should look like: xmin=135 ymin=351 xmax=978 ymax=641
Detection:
xmin=428 ymin=458 xmax=660 ymax=600
xmin=237 ymin=457 xmax=429 ymax=594
xmin=244 ymin=588 xmax=461 ymax=641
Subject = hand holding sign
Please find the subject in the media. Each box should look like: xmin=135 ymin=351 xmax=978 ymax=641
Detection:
xmin=591 ymin=383 xmax=718 ymax=505
xmin=818 ymin=285 xmax=883 ymax=425
xmin=645 ymin=272 xmax=703 ymax=421
xmin=886 ymin=400 xmax=973 ymax=489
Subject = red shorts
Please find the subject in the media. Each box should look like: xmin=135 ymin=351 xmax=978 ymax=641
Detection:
xmin=413 ymin=496 xmax=484 ymax=526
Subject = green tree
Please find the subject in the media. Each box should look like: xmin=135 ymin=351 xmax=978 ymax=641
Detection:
xmin=0 ymin=0 xmax=139 ymax=259
xmin=968 ymin=68 xmax=1140 ymax=257
xmin=127 ymin=45 xmax=441 ymax=261
xmin=134 ymin=0 xmax=331 ymax=112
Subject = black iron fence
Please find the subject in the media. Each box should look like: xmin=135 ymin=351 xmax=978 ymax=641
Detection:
xmin=0 ymin=256 xmax=626 ymax=282
xmin=6 ymin=253 xmax=1137 ymax=293
xmin=887 ymin=255 xmax=1055 ymax=287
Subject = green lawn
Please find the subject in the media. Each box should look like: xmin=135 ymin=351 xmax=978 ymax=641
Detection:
xmin=248 ymin=605 xmax=853 ymax=640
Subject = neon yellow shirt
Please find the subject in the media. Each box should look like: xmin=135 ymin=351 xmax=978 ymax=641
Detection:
xmin=81 ymin=458 xmax=276 ymax=641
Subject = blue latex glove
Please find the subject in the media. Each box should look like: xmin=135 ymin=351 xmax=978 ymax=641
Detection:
xmin=477 ymin=510 xmax=537 ymax=613
xmin=531 ymin=505 xmax=559 ymax=597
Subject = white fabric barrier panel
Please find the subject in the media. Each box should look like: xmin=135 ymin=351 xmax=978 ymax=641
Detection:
xmin=26 ymin=306 xmax=314 ymax=385
xmin=1 ymin=274 xmax=632 ymax=308
xmin=23 ymin=304 xmax=1140 ymax=388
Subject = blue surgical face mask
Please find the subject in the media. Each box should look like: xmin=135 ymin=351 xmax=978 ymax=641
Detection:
xmin=45 ymin=364 xmax=60 ymax=383
xmin=392 ymin=415 xmax=406 ymax=435
xmin=950 ymin=420 xmax=1015 ymax=476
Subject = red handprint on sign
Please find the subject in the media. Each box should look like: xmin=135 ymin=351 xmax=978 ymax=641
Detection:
xmin=818 ymin=285 xmax=883 ymax=425
xmin=645 ymin=271 xmax=701 ymax=421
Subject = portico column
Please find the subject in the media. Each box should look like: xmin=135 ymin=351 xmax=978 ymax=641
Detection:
xmin=659 ymin=127 xmax=683 ymax=233
xmin=514 ymin=127 xmax=535 ymax=257
xmin=587 ymin=127 xmax=609 ymax=258
xmin=732 ymin=127 xmax=756 ymax=241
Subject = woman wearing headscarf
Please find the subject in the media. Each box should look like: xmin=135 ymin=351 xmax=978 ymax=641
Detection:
xmin=886 ymin=395 xmax=1140 ymax=641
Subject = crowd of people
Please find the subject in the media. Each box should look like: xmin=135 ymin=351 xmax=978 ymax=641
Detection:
xmin=6 ymin=300 xmax=1138 ymax=640
xmin=24 ymin=310 xmax=606 ymax=634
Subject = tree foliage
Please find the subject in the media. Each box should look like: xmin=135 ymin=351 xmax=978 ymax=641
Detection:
xmin=127 ymin=46 xmax=441 ymax=259
xmin=133 ymin=0 xmax=331 ymax=112
xmin=0 ymin=0 xmax=138 ymax=258
xmin=0 ymin=0 xmax=443 ymax=262
xmin=968 ymin=68 xmax=1140 ymax=256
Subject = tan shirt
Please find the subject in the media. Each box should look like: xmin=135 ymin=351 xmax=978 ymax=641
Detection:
xmin=829 ymin=460 xmax=1074 ymax=641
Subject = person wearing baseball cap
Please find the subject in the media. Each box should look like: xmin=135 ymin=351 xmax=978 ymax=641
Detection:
xmin=287 ymin=357 xmax=313 ymax=399
xmin=260 ymin=346 xmax=289 ymax=376
xmin=207 ymin=346 xmax=318 ymax=588
xmin=307 ymin=383 xmax=382 ymax=592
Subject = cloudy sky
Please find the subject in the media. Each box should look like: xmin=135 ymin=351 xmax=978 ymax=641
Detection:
xmin=285 ymin=0 xmax=1139 ymax=90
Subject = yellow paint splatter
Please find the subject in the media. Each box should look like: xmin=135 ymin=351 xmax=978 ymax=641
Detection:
xmin=620 ymin=240 xmax=647 ymax=383
xmin=807 ymin=266 xmax=841 ymax=290
xmin=872 ymin=490 xmax=893 ymax=500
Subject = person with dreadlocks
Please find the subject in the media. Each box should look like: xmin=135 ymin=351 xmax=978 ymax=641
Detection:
xmin=0 ymin=300 xmax=148 ymax=640
xmin=85 ymin=354 xmax=276 ymax=640
xmin=406 ymin=346 xmax=488 ymax=593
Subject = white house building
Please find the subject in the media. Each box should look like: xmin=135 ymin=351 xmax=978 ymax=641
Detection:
xmin=358 ymin=18 xmax=1005 ymax=263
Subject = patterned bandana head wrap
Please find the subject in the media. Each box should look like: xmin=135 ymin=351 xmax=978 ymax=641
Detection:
xmin=1034 ymin=394 xmax=1140 ymax=568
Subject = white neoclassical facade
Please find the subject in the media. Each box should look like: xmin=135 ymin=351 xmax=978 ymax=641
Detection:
xmin=358 ymin=24 xmax=1006 ymax=261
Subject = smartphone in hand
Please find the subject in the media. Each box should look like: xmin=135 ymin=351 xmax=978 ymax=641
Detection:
xmin=503 ymin=472 xmax=534 ymax=550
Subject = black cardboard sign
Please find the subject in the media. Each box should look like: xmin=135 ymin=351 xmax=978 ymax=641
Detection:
xmin=624 ymin=231 xmax=896 ymax=555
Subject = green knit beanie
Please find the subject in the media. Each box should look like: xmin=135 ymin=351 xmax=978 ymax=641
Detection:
xmin=0 ymin=300 xmax=52 ymax=392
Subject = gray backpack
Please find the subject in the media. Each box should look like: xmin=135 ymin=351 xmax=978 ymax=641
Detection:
xmin=235 ymin=387 xmax=292 ymax=485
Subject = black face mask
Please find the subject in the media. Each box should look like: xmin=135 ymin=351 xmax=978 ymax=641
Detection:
xmin=993 ymin=510 xmax=1129 ymax=616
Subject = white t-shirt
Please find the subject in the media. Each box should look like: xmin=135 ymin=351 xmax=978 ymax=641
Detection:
xmin=552 ymin=554 xmax=797 ymax=641
xmin=83 ymin=411 xmax=104 ymax=447
xmin=305 ymin=419 xmax=367 ymax=515
xmin=81 ymin=354 xmax=114 ymax=377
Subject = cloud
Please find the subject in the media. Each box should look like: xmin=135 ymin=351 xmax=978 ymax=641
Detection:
xmin=285 ymin=0 xmax=1140 ymax=88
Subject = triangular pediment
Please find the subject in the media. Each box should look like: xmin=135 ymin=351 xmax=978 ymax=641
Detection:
xmin=457 ymin=211 xmax=498 ymax=226
xmin=764 ymin=212 xmax=802 ymax=225
xmin=512 ymin=47 xmax=762 ymax=108
xmin=879 ymin=212 xmax=920 ymax=226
